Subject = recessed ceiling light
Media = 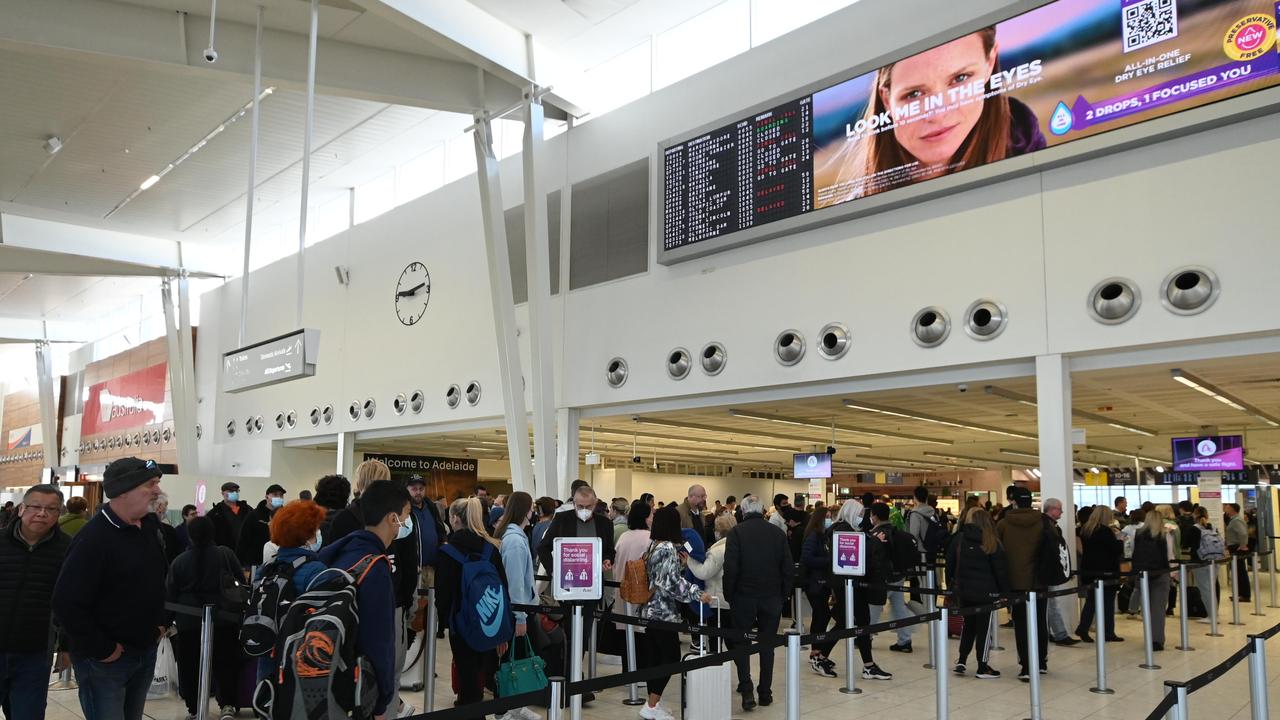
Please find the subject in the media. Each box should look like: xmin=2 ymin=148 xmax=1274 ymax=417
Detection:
xmin=1170 ymin=368 xmax=1280 ymax=427
xmin=984 ymin=385 xmax=1156 ymax=436
xmin=843 ymin=400 xmax=1036 ymax=439
xmin=728 ymin=409 xmax=951 ymax=445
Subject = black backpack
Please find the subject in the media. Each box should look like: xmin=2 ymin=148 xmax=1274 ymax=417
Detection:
xmin=240 ymin=555 xmax=308 ymax=657
xmin=912 ymin=511 xmax=950 ymax=556
xmin=887 ymin=527 xmax=921 ymax=578
xmin=1036 ymin=518 xmax=1071 ymax=587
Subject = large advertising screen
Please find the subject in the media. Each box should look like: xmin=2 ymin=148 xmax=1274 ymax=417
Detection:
xmin=662 ymin=0 xmax=1279 ymax=257
xmin=1172 ymin=434 xmax=1246 ymax=471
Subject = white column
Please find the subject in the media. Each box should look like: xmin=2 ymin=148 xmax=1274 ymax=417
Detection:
xmin=175 ymin=273 xmax=199 ymax=474
xmin=34 ymin=340 xmax=58 ymax=476
xmin=337 ymin=431 xmax=356 ymax=478
xmin=555 ymin=408 xmax=580 ymax=500
xmin=1036 ymin=354 xmax=1076 ymax=543
xmin=160 ymin=279 xmax=196 ymax=474
xmin=473 ymin=115 xmax=533 ymax=493
xmin=523 ymin=90 xmax=558 ymax=499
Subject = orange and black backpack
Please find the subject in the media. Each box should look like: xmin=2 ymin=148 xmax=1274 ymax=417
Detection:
xmin=253 ymin=554 xmax=386 ymax=720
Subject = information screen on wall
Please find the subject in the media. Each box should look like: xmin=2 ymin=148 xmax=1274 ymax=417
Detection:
xmin=660 ymin=0 xmax=1279 ymax=261
xmin=1172 ymin=434 xmax=1245 ymax=471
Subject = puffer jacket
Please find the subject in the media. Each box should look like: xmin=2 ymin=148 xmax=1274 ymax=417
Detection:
xmin=0 ymin=522 xmax=71 ymax=653
xmin=995 ymin=508 xmax=1044 ymax=591
xmin=945 ymin=524 xmax=1010 ymax=603
xmin=688 ymin=537 xmax=729 ymax=609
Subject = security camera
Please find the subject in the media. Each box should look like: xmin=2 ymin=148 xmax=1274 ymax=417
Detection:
xmin=826 ymin=445 xmax=837 ymax=456
xmin=203 ymin=47 xmax=218 ymax=63
xmin=632 ymin=456 xmax=642 ymax=464
xmin=957 ymin=383 xmax=969 ymax=393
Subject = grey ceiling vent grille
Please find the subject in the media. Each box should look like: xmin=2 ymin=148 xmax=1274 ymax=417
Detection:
xmin=465 ymin=382 xmax=482 ymax=406
xmin=393 ymin=393 xmax=407 ymax=415
xmin=310 ymin=407 xmax=321 ymax=426
xmin=348 ymin=401 xmax=361 ymax=421
xmin=254 ymin=416 xmax=264 ymax=433
xmin=700 ymin=342 xmax=727 ymax=376
xmin=606 ymin=358 xmax=629 ymax=388
xmin=817 ymin=323 xmax=851 ymax=360
xmin=1162 ymin=266 xmax=1219 ymax=315
xmin=195 ymin=424 xmax=202 ymax=441
xmin=286 ymin=411 xmax=297 ymax=429
xmin=245 ymin=417 xmax=255 ymax=435
xmin=910 ymin=307 xmax=951 ymax=348
xmin=275 ymin=412 xmax=286 ymax=430
xmin=322 ymin=405 xmax=334 ymax=425
xmin=162 ymin=427 xmax=172 ymax=443
xmin=409 ymin=390 xmax=425 ymax=414
xmin=964 ymin=300 xmax=1007 ymax=340
xmin=774 ymin=330 xmax=805 ymax=366
xmin=1088 ymin=278 xmax=1141 ymax=324
xmin=666 ymin=348 xmax=691 ymax=380
xmin=362 ymin=398 xmax=376 ymax=419
xmin=446 ymin=385 xmax=462 ymax=409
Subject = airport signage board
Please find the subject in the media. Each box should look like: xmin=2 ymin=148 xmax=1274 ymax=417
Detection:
xmin=222 ymin=329 xmax=319 ymax=393
xmin=553 ymin=537 xmax=603 ymax=601
xmin=831 ymin=531 xmax=867 ymax=577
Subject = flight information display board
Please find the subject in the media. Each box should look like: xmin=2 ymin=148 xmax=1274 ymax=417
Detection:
xmin=660 ymin=0 xmax=1280 ymax=261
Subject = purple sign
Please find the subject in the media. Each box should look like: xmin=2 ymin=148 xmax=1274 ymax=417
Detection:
xmin=560 ymin=541 xmax=596 ymax=589
xmin=832 ymin=531 xmax=866 ymax=577
xmin=1172 ymin=435 xmax=1246 ymax=471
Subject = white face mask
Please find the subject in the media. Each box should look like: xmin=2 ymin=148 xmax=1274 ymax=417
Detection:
xmin=396 ymin=513 xmax=414 ymax=540
xmin=575 ymin=508 xmax=592 ymax=522
xmin=307 ymin=530 xmax=323 ymax=552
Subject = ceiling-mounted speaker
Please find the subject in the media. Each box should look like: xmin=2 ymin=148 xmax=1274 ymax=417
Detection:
xmin=774 ymin=330 xmax=805 ymax=366
xmin=465 ymin=382 xmax=482 ymax=406
xmin=700 ymin=342 xmax=727 ymax=376
xmin=393 ymin=393 xmax=407 ymax=415
xmin=348 ymin=401 xmax=361 ymax=421
xmin=362 ymin=398 xmax=376 ymax=419
xmin=445 ymin=385 xmax=462 ymax=409
xmin=964 ymin=299 xmax=1007 ymax=340
xmin=409 ymin=390 xmax=425 ymax=414
xmin=1088 ymin=277 xmax=1141 ymax=324
xmin=605 ymin=357 xmax=629 ymax=388
xmin=817 ymin=323 xmax=851 ymax=360
xmin=275 ymin=413 xmax=286 ymax=430
xmin=226 ymin=420 xmax=236 ymax=437
xmin=1162 ymin=266 xmax=1219 ymax=315
xmin=286 ymin=411 xmax=297 ymax=429
xmin=666 ymin=348 xmax=691 ymax=380
xmin=910 ymin=306 xmax=951 ymax=347
xmin=310 ymin=407 xmax=321 ymax=427
xmin=322 ymin=404 xmax=334 ymax=425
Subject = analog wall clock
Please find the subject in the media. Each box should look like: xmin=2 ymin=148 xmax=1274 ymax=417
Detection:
xmin=395 ymin=261 xmax=431 ymax=326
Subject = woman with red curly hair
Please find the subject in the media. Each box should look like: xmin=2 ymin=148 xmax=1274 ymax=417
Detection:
xmin=252 ymin=500 xmax=329 ymax=686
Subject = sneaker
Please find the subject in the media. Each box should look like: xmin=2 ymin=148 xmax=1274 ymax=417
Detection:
xmin=861 ymin=664 xmax=893 ymax=680
xmin=976 ymin=665 xmax=1001 ymax=679
xmin=820 ymin=657 xmax=837 ymax=674
xmin=1017 ymin=668 xmax=1030 ymax=682
xmin=1039 ymin=666 xmax=1048 ymax=675
xmin=888 ymin=642 xmax=913 ymax=653
xmin=397 ymin=703 xmax=417 ymax=719
xmin=219 ymin=707 xmax=236 ymax=720
xmin=184 ymin=714 xmax=197 ymax=720
xmin=1053 ymin=637 xmax=1080 ymax=647
xmin=953 ymin=663 xmax=966 ymax=675
xmin=809 ymin=656 xmax=837 ymax=678
xmin=515 ymin=708 xmax=542 ymax=720
xmin=639 ymin=703 xmax=674 ymax=720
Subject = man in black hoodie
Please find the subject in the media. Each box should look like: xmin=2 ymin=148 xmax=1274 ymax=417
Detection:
xmin=0 ymin=484 xmax=71 ymax=720
xmin=236 ymin=483 xmax=286 ymax=567
xmin=206 ymin=481 xmax=253 ymax=552
xmin=723 ymin=495 xmax=793 ymax=710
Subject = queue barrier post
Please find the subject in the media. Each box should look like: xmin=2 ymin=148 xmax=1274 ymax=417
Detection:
xmin=1230 ymin=557 xmax=1244 ymax=626
xmin=570 ymin=605 xmax=583 ymax=720
xmin=1207 ymin=560 xmax=1223 ymax=637
xmin=1090 ymin=580 xmax=1114 ymax=694
xmin=1172 ymin=683 xmax=1189 ymax=720
xmin=424 ymin=587 xmax=437 ymax=712
xmin=197 ymin=604 xmax=214 ymax=720
xmin=989 ymin=606 xmax=1005 ymax=652
xmin=792 ymin=586 xmax=804 ymax=633
xmin=923 ymin=568 xmax=936 ymax=670
xmin=1139 ymin=571 xmax=1161 ymax=670
xmin=587 ymin=610 xmax=598 ymax=680
xmin=934 ymin=605 xmax=949 ymax=720
xmin=1269 ymin=551 xmax=1279 ymax=609
xmin=1026 ymin=591 xmax=1043 ymax=720
xmin=1247 ymin=634 xmax=1270 ymax=720
xmin=549 ymin=677 xmax=564 ymax=720
xmin=1176 ymin=565 xmax=1193 ymax=652
xmin=839 ymin=579 xmax=861 ymax=696
xmin=785 ymin=628 xmax=801 ymax=720
xmin=1250 ymin=554 xmax=1263 ymax=617
xmin=621 ymin=602 xmax=644 ymax=706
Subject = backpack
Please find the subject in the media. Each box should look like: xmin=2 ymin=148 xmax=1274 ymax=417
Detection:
xmin=440 ymin=543 xmax=514 ymax=652
xmin=255 ymin=554 xmax=386 ymax=720
xmin=1131 ymin=531 xmax=1168 ymax=571
xmin=1197 ymin=526 xmax=1227 ymax=561
xmin=912 ymin=511 xmax=950 ymax=557
xmin=1036 ymin=518 xmax=1071 ymax=587
xmin=619 ymin=547 xmax=653 ymax=605
xmin=887 ymin=527 xmax=920 ymax=578
xmin=240 ymin=555 xmax=308 ymax=657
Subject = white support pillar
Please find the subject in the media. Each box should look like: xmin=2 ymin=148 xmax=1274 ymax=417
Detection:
xmin=555 ymin=408 xmax=580 ymax=500
xmin=473 ymin=115 xmax=533 ymax=493
xmin=337 ymin=431 xmax=356 ymax=478
xmin=160 ymin=279 xmax=197 ymax=474
xmin=523 ymin=88 xmax=558 ymax=499
xmin=175 ymin=273 xmax=199 ymax=474
xmin=1037 ymin=354 xmax=1078 ymax=629
xmin=34 ymin=339 xmax=58 ymax=477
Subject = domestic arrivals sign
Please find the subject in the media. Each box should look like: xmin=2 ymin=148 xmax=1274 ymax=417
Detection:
xmin=222 ymin=329 xmax=319 ymax=393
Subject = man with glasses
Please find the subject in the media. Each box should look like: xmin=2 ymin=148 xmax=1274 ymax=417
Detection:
xmin=1 ymin=484 xmax=72 ymax=720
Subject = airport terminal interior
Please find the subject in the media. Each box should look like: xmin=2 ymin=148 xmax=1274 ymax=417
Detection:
xmin=2 ymin=0 xmax=1280 ymax=719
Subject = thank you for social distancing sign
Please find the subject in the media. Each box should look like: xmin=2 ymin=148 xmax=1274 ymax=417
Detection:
xmin=553 ymin=537 xmax=602 ymax=601
xmin=831 ymin=531 xmax=866 ymax=577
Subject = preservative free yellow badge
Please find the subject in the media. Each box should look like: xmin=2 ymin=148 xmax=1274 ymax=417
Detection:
xmin=1223 ymin=14 xmax=1277 ymax=61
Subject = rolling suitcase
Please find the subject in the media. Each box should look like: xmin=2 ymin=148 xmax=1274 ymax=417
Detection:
xmin=681 ymin=602 xmax=731 ymax=720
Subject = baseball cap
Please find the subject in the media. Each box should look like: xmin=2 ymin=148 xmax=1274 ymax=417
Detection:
xmin=1010 ymin=486 xmax=1033 ymax=508
xmin=221 ymin=481 xmax=241 ymax=492
xmin=266 ymin=484 xmax=286 ymax=495
xmin=406 ymin=474 xmax=427 ymax=486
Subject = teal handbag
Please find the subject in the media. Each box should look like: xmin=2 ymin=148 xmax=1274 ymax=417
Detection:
xmin=496 ymin=636 xmax=548 ymax=697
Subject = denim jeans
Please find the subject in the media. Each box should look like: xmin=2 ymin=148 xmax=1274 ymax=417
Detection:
xmin=886 ymin=589 xmax=925 ymax=645
xmin=0 ymin=651 xmax=51 ymax=720
xmin=1047 ymin=593 xmax=1070 ymax=641
xmin=72 ymin=645 xmax=157 ymax=720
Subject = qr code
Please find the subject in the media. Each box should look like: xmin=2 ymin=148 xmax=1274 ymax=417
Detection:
xmin=1123 ymin=0 xmax=1178 ymax=53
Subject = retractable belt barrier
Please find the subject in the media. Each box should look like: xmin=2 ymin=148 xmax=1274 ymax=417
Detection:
xmin=1135 ymin=618 xmax=1280 ymax=720
xmin=164 ymin=600 xmax=243 ymax=624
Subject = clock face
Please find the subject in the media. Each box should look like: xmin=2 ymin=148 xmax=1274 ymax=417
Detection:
xmin=395 ymin=262 xmax=431 ymax=326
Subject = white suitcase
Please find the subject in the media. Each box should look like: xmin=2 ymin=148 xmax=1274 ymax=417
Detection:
xmin=681 ymin=603 xmax=732 ymax=720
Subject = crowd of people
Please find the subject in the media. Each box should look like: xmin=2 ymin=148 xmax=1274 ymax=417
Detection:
xmin=0 ymin=460 xmax=1269 ymax=720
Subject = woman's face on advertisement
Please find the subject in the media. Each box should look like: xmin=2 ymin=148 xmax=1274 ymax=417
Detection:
xmin=882 ymin=33 xmax=996 ymax=166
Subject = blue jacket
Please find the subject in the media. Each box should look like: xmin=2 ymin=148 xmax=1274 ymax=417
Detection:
xmin=800 ymin=530 xmax=830 ymax=594
xmin=254 ymin=546 xmax=328 ymax=595
xmin=681 ymin=528 xmax=708 ymax=618
xmin=499 ymin=525 xmax=536 ymax=625
xmin=317 ymin=531 xmax=395 ymax=716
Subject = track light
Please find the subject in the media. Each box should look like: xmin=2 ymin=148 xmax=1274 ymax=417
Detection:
xmin=634 ymin=416 xmax=872 ymax=449
xmin=1170 ymin=368 xmax=1280 ymax=427
xmin=843 ymin=400 xmax=1036 ymax=439
xmin=727 ymin=410 xmax=946 ymax=445
xmin=983 ymin=385 xmax=1156 ymax=436
xmin=1155 ymin=465 xmax=1166 ymax=473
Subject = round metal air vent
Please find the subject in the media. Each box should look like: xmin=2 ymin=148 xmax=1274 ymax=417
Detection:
xmin=152 ymin=429 xmax=161 ymax=445
xmin=774 ymin=330 xmax=805 ymax=366
xmin=226 ymin=420 xmax=236 ymax=437
xmin=348 ymin=401 xmax=361 ymax=421
xmin=409 ymin=390 xmax=425 ymax=414
xmin=310 ymin=407 xmax=321 ymax=426
xmin=163 ymin=427 xmax=172 ymax=443
xmin=124 ymin=434 xmax=133 ymax=447
xmin=1088 ymin=278 xmax=1141 ymax=324
xmin=606 ymin=358 xmax=629 ymax=388
xmin=245 ymin=417 xmax=256 ymax=435
xmin=700 ymin=342 xmax=727 ymax=376
xmin=465 ymin=382 xmax=482 ymax=406
xmin=195 ymin=424 xmax=203 ymax=440
xmin=322 ymin=405 xmax=334 ymax=425
xmin=285 ymin=412 xmax=297 ymax=429
xmin=275 ymin=413 xmax=286 ymax=430
xmin=666 ymin=348 xmax=691 ymax=380
xmin=393 ymin=393 xmax=407 ymax=415
xmin=254 ymin=416 xmax=264 ymax=433
xmin=910 ymin=307 xmax=951 ymax=348
xmin=1162 ymin=266 xmax=1219 ymax=315
xmin=964 ymin=299 xmax=1007 ymax=340
xmin=362 ymin=398 xmax=376 ymax=419
xmin=445 ymin=385 xmax=462 ymax=409
xmin=817 ymin=323 xmax=851 ymax=360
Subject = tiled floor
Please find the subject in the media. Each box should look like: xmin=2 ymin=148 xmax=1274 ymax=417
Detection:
xmin=46 ymin=601 xmax=1280 ymax=720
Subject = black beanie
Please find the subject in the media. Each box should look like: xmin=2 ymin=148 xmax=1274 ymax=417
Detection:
xmin=103 ymin=457 xmax=162 ymax=499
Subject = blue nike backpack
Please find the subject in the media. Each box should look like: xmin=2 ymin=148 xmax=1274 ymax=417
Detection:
xmin=440 ymin=543 xmax=514 ymax=651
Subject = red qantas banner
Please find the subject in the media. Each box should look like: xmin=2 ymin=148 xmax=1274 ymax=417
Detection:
xmin=81 ymin=362 xmax=168 ymax=436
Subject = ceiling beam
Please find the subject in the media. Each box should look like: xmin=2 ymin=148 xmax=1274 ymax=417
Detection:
xmin=0 ymin=0 xmax=532 ymax=116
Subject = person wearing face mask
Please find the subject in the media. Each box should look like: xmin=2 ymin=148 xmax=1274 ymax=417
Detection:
xmin=251 ymin=501 xmax=328 ymax=687
xmin=799 ymin=507 xmax=838 ymax=677
xmin=318 ymin=480 xmax=411 ymax=720
xmin=236 ymin=484 xmax=287 ymax=568
xmin=152 ymin=493 xmax=182 ymax=566
xmin=537 ymin=483 xmax=615 ymax=700
xmin=493 ymin=493 xmax=542 ymax=720
xmin=687 ymin=512 xmax=736 ymax=618
xmin=207 ymin=481 xmax=253 ymax=554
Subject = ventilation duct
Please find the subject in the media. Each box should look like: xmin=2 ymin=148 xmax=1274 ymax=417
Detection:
xmin=322 ymin=405 xmax=334 ymax=425
xmin=1162 ymin=266 xmax=1219 ymax=315
xmin=910 ymin=307 xmax=951 ymax=347
xmin=409 ymin=390 xmax=425 ymax=414
xmin=700 ymin=342 xmax=727 ymax=376
xmin=964 ymin=300 xmax=1007 ymax=340
xmin=446 ymin=385 xmax=462 ymax=409
xmin=666 ymin=348 xmax=691 ymax=380
xmin=348 ymin=401 xmax=361 ymax=421
xmin=774 ymin=330 xmax=805 ymax=366
xmin=817 ymin=323 xmax=851 ymax=360
xmin=310 ymin=407 xmax=321 ymax=427
xmin=1088 ymin=278 xmax=1141 ymax=324
xmin=286 ymin=411 xmax=297 ymax=429
xmin=393 ymin=393 xmax=407 ymax=415
xmin=275 ymin=412 xmax=286 ymax=430
xmin=606 ymin=358 xmax=629 ymax=388
xmin=465 ymin=382 xmax=482 ymax=406
xmin=362 ymin=398 xmax=376 ymax=419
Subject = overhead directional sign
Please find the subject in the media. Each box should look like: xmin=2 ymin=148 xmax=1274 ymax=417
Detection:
xmin=222 ymin=328 xmax=320 ymax=393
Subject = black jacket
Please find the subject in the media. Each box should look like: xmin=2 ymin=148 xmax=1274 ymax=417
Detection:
xmin=723 ymin=513 xmax=792 ymax=603
xmin=1177 ymin=514 xmax=1201 ymax=560
xmin=157 ymin=520 xmax=180 ymax=568
xmin=236 ymin=501 xmax=275 ymax=567
xmin=945 ymin=525 xmax=1010 ymax=603
xmin=206 ymin=500 xmax=253 ymax=552
xmin=536 ymin=510 xmax=615 ymax=577
xmin=327 ymin=500 xmax=419 ymax=608
xmin=1 ymin=521 xmax=71 ymax=653
xmin=166 ymin=544 xmax=243 ymax=632
xmin=435 ymin=530 xmax=509 ymax=633
xmin=53 ymin=504 xmax=168 ymax=660
xmin=1079 ymin=525 xmax=1123 ymax=581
